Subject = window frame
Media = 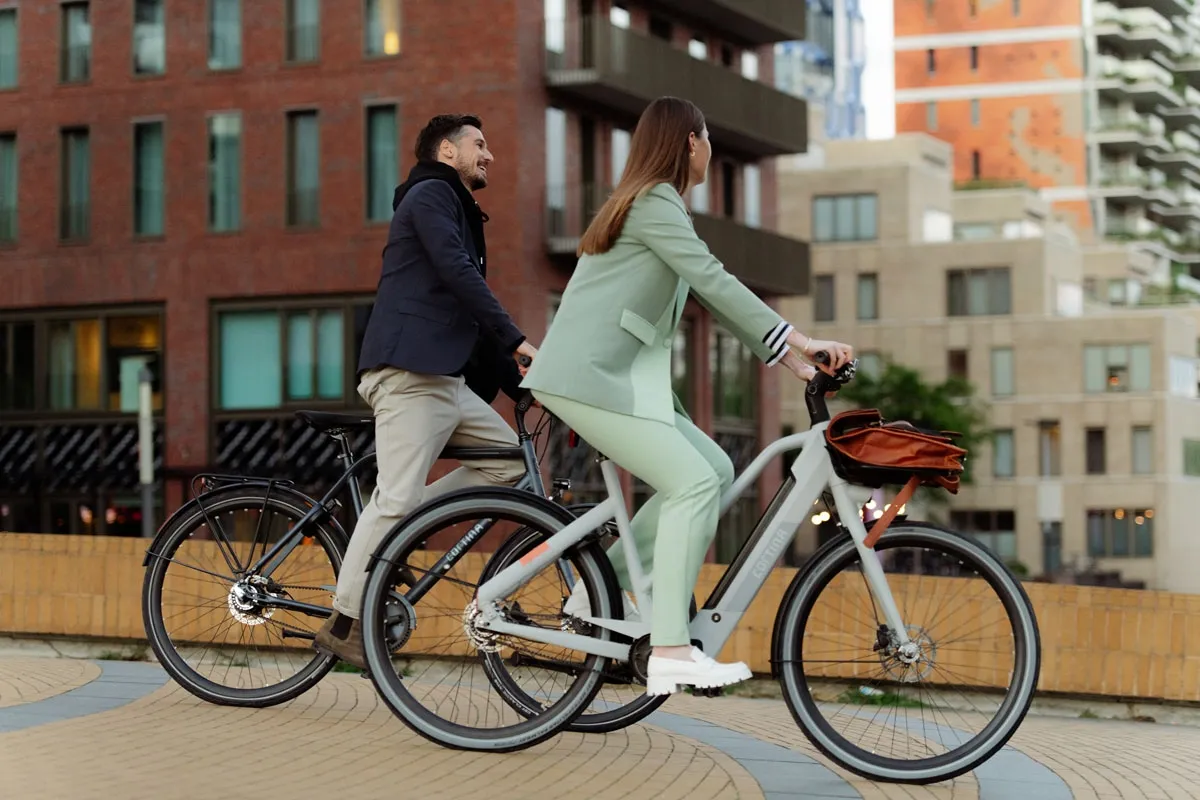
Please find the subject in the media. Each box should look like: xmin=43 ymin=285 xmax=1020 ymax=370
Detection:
xmin=285 ymin=0 xmax=321 ymax=63
xmin=1087 ymin=508 xmax=1153 ymax=558
xmin=132 ymin=118 xmax=166 ymax=238
xmin=0 ymin=305 xmax=166 ymax=416
xmin=0 ymin=6 xmax=19 ymax=90
xmin=210 ymin=296 xmax=374 ymax=413
xmin=208 ymin=0 xmax=242 ymax=71
xmin=1085 ymin=427 xmax=1106 ymax=475
xmin=1083 ymin=343 xmax=1152 ymax=393
xmin=132 ymin=0 xmax=166 ymax=76
xmin=947 ymin=267 xmax=1012 ymax=316
xmin=285 ymin=108 xmax=321 ymax=228
xmin=60 ymin=126 xmax=90 ymax=242
xmin=992 ymin=428 xmax=1014 ymax=478
xmin=365 ymin=103 xmax=399 ymax=222
xmin=0 ymin=131 xmax=15 ymax=244
xmin=60 ymin=1 xmax=91 ymax=84
xmin=856 ymin=272 xmax=879 ymax=321
xmin=207 ymin=110 xmax=242 ymax=233
xmin=363 ymin=0 xmax=402 ymax=58
xmin=813 ymin=274 xmax=835 ymax=322
xmin=811 ymin=193 xmax=878 ymax=243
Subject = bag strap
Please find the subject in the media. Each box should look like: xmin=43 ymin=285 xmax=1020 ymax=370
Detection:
xmin=863 ymin=475 xmax=920 ymax=548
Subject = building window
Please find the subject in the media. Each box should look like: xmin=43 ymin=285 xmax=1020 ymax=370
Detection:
xmin=743 ymin=163 xmax=761 ymax=228
xmin=813 ymin=193 xmax=877 ymax=242
xmin=971 ymin=150 xmax=981 ymax=179
xmin=1087 ymin=508 xmax=1153 ymax=558
xmin=712 ymin=326 xmax=755 ymax=420
xmin=992 ymin=428 xmax=1014 ymax=478
xmin=970 ymin=45 xmax=978 ymax=71
xmin=1083 ymin=344 xmax=1151 ymax=393
xmin=1132 ymin=426 xmax=1152 ymax=475
xmin=1184 ymin=439 xmax=1200 ymax=476
xmin=366 ymin=105 xmax=398 ymax=222
xmin=545 ymin=107 xmax=567 ymax=235
xmin=133 ymin=0 xmax=165 ymax=75
xmin=990 ymin=347 xmax=1014 ymax=396
xmin=0 ymin=8 xmax=17 ymax=89
xmin=612 ymin=128 xmax=630 ymax=185
xmin=208 ymin=0 xmax=241 ymax=70
xmin=721 ymin=161 xmax=736 ymax=218
xmin=60 ymin=127 xmax=89 ymax=241
xmin=215 ymin=302 xmax=370 ymax=410
xmin=689 ymin=36 xmax=707 ymax=60
xmin=1038 ymin=421 xmax=1061 ymax=477
xmin=971 ymin=99 xmax=981 ymax=126
xmin=286 ymin=0 xmax=320 ymax=62
xmin=710 ymin=324 xmax=758 ymax=562
xmin=856 ymin=273 xmax=878 ymax=320
xmin=0 ymin=311 xmax=163 ymax=413
xmin=133 ymin=121 xmax=164 ymax=237
xmin=1012 ymin=0 xmax=1020 ymax=14
xmin=365 ymin=0 xmax=401 ymax=56
xmin=949 ymin=510 xmax=1016 ymax=560
xmin=969 ymin=0 xmax=978 ymax=15
xmin=0 ymin=133 xmax=14 ymax=243
xmin=0 ymin=320 xmax=34 ymax=410
xmin=1085 ymin=428 xmax=1106 ymax=475
xmin=814 ymin=275 xmax=835 ymax=322
xmin=1042 ymin=521 xmax=1061 ymax=574
xmin=925 ymin=0 xmax=935 ymax=17
xmin=947 ymin=349 xmax=968 ymax=379
xmin=926 ymin=48 xmax=935 ymax=74
xmin=60 ymin=2 xmax=90 ymax=84
xmin=208 ymin=112 xmax=241 ymax=232
xmin=947 ymin=267 xmax=1011 ymax=316
xmin=926 ymin=101 xmax=937 ymax=131
xmin=287 ymin=111 xmax=320 ymax=227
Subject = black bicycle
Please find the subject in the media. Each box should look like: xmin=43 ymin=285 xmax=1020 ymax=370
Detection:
xmin=141 ymin=393 xmax=587 ymax=708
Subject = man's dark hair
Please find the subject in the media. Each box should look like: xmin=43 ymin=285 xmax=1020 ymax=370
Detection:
xmin=415 ymin=114 xmax=483 ymax=162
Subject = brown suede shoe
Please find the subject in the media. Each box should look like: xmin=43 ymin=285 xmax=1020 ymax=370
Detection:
xmin=313 ymin=611 xmax=367 ymax=670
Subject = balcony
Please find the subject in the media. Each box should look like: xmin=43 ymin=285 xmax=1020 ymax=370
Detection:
xmin=1097 ymin=55 xmax=1183 ymax=108
xmin=1091 ymin=107 xmax=1170 ymax=152
xmin=1150 ymin=181 xmax=1200 ymax=227
xmin=1176 ymin=55 xmax=1200 ymax=89
xmin=545 ymin=183 xmax=809 ymax=296
xmin=641 ymin=0 xmax=804 ymax=45
xmin=1094 ymin=2 xmax=1181 ymax=57
xmin=1097 ymin=162 xmax=1177 ymax=205
xmin=1108 ymin=0 xmax=1193 ymax=20
xmin=1158 ymin=86 xmax=1200 ymax=128
xmin=545 ymin=16 xmax=808 ymax=158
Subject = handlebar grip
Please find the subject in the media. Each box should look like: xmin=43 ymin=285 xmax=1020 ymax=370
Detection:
xmin=517 ymin=354 xmax=532 ymax=367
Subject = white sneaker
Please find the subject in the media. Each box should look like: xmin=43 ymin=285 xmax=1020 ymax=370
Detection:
xmin=645 ymin=647 xmax=751 ymax=696
xmin=561 ymin=581 xmax=640 ymax=621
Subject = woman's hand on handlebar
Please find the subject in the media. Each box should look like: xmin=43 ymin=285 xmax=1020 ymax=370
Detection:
xmin=787 ymin=331 xmax=854 ymax=372
xmin=779 ymin=349 xmax=819 ymax=382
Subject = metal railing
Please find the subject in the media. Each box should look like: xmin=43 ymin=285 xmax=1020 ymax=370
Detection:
xmin=544 ymin=15 xmax=807 ymax=157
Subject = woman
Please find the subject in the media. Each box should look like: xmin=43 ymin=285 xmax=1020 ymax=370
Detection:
xmin=521 ymin=97 xmax=854 ymax=695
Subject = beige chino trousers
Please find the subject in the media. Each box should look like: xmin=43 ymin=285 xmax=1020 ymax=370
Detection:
xmin=332 ymin=367 xmax=526 ymax=618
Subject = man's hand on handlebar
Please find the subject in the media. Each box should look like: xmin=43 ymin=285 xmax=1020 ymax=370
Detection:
xmin=514 ymin=341 xmax=538 ymax=376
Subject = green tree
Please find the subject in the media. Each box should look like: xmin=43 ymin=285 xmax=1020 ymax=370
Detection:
xmin=836 ymin=359 xmax=991 ymax=508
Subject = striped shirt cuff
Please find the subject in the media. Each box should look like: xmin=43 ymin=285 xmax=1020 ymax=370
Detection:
xmin=762 ymin=321 xmax=794 ymax=367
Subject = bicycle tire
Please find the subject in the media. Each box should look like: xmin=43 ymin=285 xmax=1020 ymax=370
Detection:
xmin=774 ymin=522 xmax=1041 ymax=784
xmin=142 ymin=486 xmax=343 ymax=707
xmin=359 ymin=488 xmax=624 ymax=752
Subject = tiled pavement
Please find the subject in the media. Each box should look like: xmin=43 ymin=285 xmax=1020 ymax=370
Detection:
xmin=0 ymin=657 xmax=1198 ymax=799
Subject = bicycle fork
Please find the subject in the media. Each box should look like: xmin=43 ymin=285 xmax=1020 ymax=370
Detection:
xmin=827 ymin=478 xmax=914 ymax=651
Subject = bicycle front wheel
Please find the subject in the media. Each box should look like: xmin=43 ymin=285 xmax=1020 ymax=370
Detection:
xmin=774 ymin=522 xmax=1040 ymax=784
xmin=359 ymin=488 xmax=623 ymax=752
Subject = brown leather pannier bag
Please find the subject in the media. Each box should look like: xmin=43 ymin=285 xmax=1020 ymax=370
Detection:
xmin=823 ymin=408 xmax=968 ymax=546
xmin=825 ymin=408 xmax=967 ymax=493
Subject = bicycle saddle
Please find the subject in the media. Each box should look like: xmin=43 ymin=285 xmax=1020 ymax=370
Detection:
xmin=295 ymin=410 xmax=374 ymax=434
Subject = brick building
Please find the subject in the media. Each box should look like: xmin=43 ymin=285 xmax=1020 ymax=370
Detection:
xmin=0 ymin=0 xmax=809 ymax=559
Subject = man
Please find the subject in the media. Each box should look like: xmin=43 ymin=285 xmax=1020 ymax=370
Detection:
xmin=313 ymin=114 xmax=538 ymax=667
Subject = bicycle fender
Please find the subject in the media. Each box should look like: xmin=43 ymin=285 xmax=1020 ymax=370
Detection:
xmin=141 ymin=483 xmax=349 ymax=567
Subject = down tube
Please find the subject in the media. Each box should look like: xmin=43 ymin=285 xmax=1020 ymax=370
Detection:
xmin=689 ymin=440 xmax=835 ymax=656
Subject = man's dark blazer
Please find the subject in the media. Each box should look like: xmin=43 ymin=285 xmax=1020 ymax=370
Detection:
xmin=357 ymin=161 xmax=526 ymax=403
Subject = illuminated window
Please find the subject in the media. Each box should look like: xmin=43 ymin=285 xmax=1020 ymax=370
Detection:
xmin=365 ymin=0 xmax=401 ymax=56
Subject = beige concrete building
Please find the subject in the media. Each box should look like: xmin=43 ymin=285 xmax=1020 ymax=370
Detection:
xmin=776 ymin=133 xmax=1200 ymax=593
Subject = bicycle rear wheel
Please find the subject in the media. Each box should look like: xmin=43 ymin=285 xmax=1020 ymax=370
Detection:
xmin=774 ymin=522 xmax=1040 ymax=784
xmin=359 ymin=488 xmax=623 ymax=752
xmin=142 ymin=485 xmax=342 ymax=707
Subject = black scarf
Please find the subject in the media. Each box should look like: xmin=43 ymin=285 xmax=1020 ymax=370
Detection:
xmin=391 ymin=160 xmax=489 ymax=273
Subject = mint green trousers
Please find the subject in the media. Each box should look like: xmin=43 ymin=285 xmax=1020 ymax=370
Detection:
xmin=531 ymin=391 xmax=735 ymax=646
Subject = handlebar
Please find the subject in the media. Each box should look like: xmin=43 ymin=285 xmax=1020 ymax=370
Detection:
xmin=805 ymin=351 xmax=857 ymax=425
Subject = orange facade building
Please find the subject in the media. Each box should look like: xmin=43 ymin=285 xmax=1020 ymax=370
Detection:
xmin=894 ymin=0 xmax=1200 ymax=254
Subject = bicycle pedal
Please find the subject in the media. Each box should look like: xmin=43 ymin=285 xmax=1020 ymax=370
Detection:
xmin=694 ymin=686 xmax=723 ymax=698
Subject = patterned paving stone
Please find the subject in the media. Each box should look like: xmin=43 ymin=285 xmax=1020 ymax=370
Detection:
xmin=0 ymin=657 xmax=100 ymax=708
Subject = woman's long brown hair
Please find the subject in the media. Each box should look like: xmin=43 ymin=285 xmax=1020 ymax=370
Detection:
xmin=577 ymin=96 xmax=706 ymax=256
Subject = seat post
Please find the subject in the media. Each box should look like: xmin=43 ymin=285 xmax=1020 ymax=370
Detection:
xmin=333 ymin=431 xmax=365 ymax=519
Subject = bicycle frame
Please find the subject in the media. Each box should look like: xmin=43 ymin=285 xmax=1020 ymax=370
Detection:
xmin=472 ymin=422 xmax=913 ymax=662
xmin=196 ymin=402 xmax=552 ymax=621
